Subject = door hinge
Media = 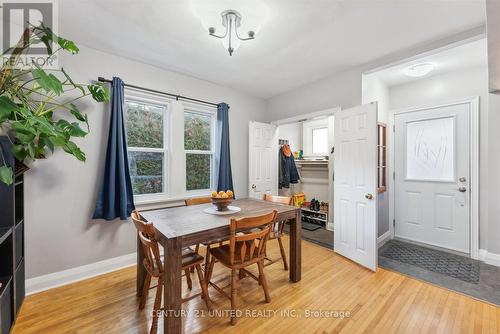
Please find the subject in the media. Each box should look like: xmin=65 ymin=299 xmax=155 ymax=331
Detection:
xmin=393 ymin=219 xmax=396 ymax=227
xmin=393 ymin=125 xmax=395 ymax=132
xmin=393 ymin=171 xmax=395 ymax=180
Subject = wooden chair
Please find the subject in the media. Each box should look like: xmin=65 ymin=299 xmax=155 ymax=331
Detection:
xmin=206 ymin=210 xmax=277 ymax=325
xmin=263 ymin=194 xmax=292 ymax=270
xmin=131 ymin=211 xmax=210 ymax=334
xmin=185 ymin=197 xmax=228 ymax=274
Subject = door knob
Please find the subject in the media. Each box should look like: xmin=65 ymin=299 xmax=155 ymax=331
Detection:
xmin=459 ymin=177 xmax=467 ymax=182
xmin=251 ymin=184 xmax=256 ymax=190
xmin=458 ymin=186 xmax=467 ymax=193
xmin=365 ymin=193 xmax=373 ymax=200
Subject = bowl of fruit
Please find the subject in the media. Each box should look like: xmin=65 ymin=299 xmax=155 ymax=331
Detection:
xmin=210 ymin=190 xmax=234 ymax=211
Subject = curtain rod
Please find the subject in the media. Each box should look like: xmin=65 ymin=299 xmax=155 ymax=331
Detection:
xmin=97 ymin=77 xmax=219 ymax=108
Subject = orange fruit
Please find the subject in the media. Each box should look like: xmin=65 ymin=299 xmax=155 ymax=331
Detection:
xmin=226 ymin=190 xmax=233 ymax=198
xmin=211 ymin=191 xmax=218 ymax=198
xmin=221 ymin=193 xmax=229 ymax=198
xmin=218 ymin=191 xmax=225 ymax=196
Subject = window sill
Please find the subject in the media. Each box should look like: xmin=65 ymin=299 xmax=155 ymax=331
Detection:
xmin=134 ymin=192 xmax=213 ymax=211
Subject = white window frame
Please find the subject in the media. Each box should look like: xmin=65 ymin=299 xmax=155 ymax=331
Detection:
xmin=183 ymin=104 xmax=217 ymax=194
xmin=302 ymin=118 xmax=330 ymax=157
xmin=124 ymin=89 xmax=172 ymax=203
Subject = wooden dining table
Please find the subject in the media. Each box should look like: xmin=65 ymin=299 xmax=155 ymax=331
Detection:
xmin=138 ymin=198 xmax=302 ymax=334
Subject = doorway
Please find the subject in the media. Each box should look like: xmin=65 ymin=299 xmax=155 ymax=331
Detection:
xmin=394 ymin=99 xmax=478 ymax=255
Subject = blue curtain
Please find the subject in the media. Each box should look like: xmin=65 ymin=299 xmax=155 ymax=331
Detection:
xmin=215 ymin=103 xmax=234 ymax=193
xmin=93 ymin=77 xmax=135 ymax=221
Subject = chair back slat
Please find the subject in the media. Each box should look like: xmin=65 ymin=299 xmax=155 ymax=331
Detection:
xmin=263 ymin=194 xmax=292 ymax=235
xmin=229 ymin=210 xmax=277 ymax=265
xmin=132 ymin=210 xmax=163 ymax=275
xmin=263 ymin=194 xmax=292 ymax=205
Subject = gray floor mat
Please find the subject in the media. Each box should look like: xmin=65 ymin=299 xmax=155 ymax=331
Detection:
xmin=379 ymin=239 xmax=500 ymax=306
xmin=380 ymin=240 xmax=480 ymax=283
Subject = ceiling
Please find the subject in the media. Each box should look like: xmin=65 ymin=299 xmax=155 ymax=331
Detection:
xmin=59 ymin=0 xmax=487 ymax=98
xmin=371 ymin=38 xmax=488 ymax=87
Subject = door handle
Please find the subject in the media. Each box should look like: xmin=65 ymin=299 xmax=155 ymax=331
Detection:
xmin=365 ymin=193 xmax=373 ymax=200
xmin=458 ymin=186 xmax=467 ymax=193
xmin=251 ymin=184 xmax=256 ymax=190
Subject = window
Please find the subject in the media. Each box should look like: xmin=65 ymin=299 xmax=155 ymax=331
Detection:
xmin=302 ymin=118 xmax=330 ymax=157
xmin=377 ymin=123 xmax=387 ymax=193
xmin=184 ymin=108 xmax=216 ymax=191
xmin=406 ymin=117 xmax=454 ymax=181
xmin=312 ymin=127 xmax=328 ymax=154
xmin=124 ymin=96 xmax=169 ymax=197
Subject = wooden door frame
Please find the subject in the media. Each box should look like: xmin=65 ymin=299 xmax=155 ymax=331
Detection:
xmin=388 ymin=97 xmax=480 ymax=259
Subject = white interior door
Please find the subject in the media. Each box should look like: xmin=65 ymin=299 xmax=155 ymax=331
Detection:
xmin=249 ymin=121 xmax=278 ymax=199
xmin=334 ymin=104 xmax=378 ymax=271
xmin=395 ymin=103 xmax=470 ymax=253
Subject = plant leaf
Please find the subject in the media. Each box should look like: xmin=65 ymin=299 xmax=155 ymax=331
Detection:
xmin=11 ymin=144 xmax=28 ymax=161
xmin=68 ymin=103 xmax=89 ymax=129
xmin=11 ymin=122 xmax=36 ymax=144
xmin=32 ymin=68 xmax=63 ymax=95
xmin=69 ymin=122 xmax=87 ymax=137
xmin=27 ymin=142 xmax=35 ymax=159
xmin=63 ymin=141 xmax=86 ymax=162
xmin=35 ymin=116 xmax=56 ymax=135
xmin=39 ymin=35 xmax=53 ymax=54
xmin=49 ymin=134 xmax=68 ymax=147
xmin=0 ymin=96 xmax=19 ymax=122
xmin=0 ymin=166 xmax=13 ymax=186
xmin=58 ymin=37 xmax=79 ymax=54
xmin=88 ymin=84 xmax=110 ymax=102
xmin=43 ymin=136 xmax=54 ymax=153
xmin=61 ymin=68 xmax=85 ymax=94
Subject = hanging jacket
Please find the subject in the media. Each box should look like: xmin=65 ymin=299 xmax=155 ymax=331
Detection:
xmin=279 ymin=146 xmax=300 ymax=189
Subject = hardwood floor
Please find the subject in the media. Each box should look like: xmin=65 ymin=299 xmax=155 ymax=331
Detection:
xmin=13 ymin=238 xmax=500 ymax=334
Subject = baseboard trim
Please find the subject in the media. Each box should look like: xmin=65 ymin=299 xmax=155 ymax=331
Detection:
xmin=26 ymin=252 xmax=137 ymax=295
xmin=377 ymin=231 xmax=392 ymax=248
xmin=479 ymin=249 xmax=500 ymax=267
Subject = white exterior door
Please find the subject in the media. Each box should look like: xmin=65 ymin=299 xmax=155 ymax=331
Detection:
xmin=334 ymin=104 xmax=378 ymax=271
xmin=249 ymin=121 xmax=278 ymax=199
xmin=395 ymin=103 xmax=470 ymax=253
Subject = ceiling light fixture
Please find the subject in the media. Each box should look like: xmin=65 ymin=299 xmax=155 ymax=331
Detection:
xmin=403 ymin=63 xmax=435 ymax=77
xmin=208 ymin=10 xmax=255 ymax=56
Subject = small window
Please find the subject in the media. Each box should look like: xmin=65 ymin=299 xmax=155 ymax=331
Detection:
xmin=312 ymin=127 xmax=328 ymax=154
xmin=406 ymin=117 xmax=454 ymax=181
xmin=184 ymin=109 xmax=216 ymax=191
xmin=124 ymin=97 xmax=169 ymax=197
xmin=378 ymin=123 xmax=387 ymax=193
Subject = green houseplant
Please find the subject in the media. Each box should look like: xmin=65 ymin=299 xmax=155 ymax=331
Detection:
xmin=0 ymin=24 xmax=109 ymax=185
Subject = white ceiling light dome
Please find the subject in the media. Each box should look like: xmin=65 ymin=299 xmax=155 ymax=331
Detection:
xmin=403 ymin=62 xmax=436 ymax=77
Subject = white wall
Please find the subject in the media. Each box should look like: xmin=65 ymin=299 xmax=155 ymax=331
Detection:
xmin=265 ymin=68 xmax=363 ymax=122
xmin=277 ymin=122 xmax=302 ymax=153
xmin=388 ymin=66 xmax=489 ymax=250
xmin=487 ymin=92 xmax=500 ymax=254
xmin=24 ymin=45 xmax=266 ymax=279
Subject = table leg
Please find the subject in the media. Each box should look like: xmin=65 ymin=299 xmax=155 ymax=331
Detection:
xmin=137 ymin=233 xmax=146 ymax=297
xmin=163 ymin=237 xmax=182 ymax=334
xmin=289 ymin=209 xmax=302 ymax=282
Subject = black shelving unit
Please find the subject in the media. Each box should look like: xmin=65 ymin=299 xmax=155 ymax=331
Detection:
xmin=0 ymin=136 xmax=25 ymax=334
